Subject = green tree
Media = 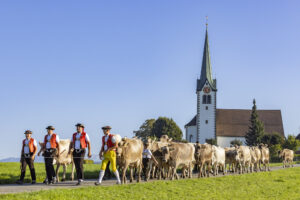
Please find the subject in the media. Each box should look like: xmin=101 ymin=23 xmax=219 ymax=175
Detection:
xmin=230 ymin=139 xmax=243 ymax=146
xmin=245 ymin=99 xmax=265 ymax=146
xmin=282 ymin=135 xmax=300 ymax=151
xmin=261 ymin=132 xmax=284 ymax=147
xmin=151 ymin=117 xmax=183 ymax=141
xmin=134 ymin=119 xmax=156 ymax=141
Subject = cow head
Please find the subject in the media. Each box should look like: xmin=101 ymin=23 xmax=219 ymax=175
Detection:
xmin=194 ymin=144 xmax=202 ymax=160
xmin=160 ymin=145 xmax=175 ymax=163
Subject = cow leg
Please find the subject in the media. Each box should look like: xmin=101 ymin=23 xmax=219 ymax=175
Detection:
xmin=55 ymin=163 xmax=60 ymax=183
xmin=71 ymin=161 xmax=75 ymax=181
xmin=129 ymin=167 xmax=133 ymax=183
xmin=122 ymin=164 xmax=129 ymax=184
xmin=62 ymin=164 xmax=66 ymax=181
xmin=137 ymin=163 xmax=142 ymax=183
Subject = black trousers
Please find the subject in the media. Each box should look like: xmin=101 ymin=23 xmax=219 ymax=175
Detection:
xmin=142 ymin=158 xmax=151 ymax=177
xmin=73 ymin=149 xmax=86 ymax=180
xmin=20 ymin=154 xmax=36 ymax=181
xmin=44 ymin=149 xmax=56 ymax=182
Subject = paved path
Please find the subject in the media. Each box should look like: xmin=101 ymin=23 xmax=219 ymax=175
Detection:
xmin=1 ymin=164 xmax=299 ymax=194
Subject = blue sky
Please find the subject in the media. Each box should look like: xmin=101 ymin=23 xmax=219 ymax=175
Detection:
xmin=0 ymin=0 xmax=300 ymax=159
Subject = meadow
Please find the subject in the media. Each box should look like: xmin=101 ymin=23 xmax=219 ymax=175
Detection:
xmin=1 ymin=165 xmax=300 ymax=200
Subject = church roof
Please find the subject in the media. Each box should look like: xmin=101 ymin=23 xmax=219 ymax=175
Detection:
xmin=185 ymin=109 xmax=285 ymax=137
xmin=197 ymin=28 xmax=216 ymax=91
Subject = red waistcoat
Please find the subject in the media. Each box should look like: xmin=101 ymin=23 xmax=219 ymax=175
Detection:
xmin=102 ymin=134 xmax=115 ymax=150
xmin=44 ymin=134 xmax=58 ymax=148
xmin=72 ymin=132 xmax=87 ymax=149
xmin=22 ymin=138 xmax=36 ymax=153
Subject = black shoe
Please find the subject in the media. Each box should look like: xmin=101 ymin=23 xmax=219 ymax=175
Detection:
xmin=76 ymin=181 xmax=81 ymax=186
xmin=31 ymin=180 xmax=36 ymax=184
xmin=94 ymin=182 xmax=101 ymax=186
xmin=16 ymin=180 xmax=23 ymax=185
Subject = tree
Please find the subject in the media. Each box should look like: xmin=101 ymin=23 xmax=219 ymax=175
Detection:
xmin=134 ymin=119 xmax=156 ymax=141
xmin=245 ymin=99 xmax=265 ymax=146
xmin=230 ymin=139 xmax=243 ymax=146
xmin=282 ymin=135 xmax=300 ymax=151
xmin=151 ymin=117 xmax=183 ymax=141
xmin=260 ymin=132 xmax=284 ymax=147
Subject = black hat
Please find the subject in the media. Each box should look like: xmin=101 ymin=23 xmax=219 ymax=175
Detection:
xmin=102 ymin=126 xmax=112 ymax=130
xmin=75 ymin=123 xmax=85 ymax=128
xmin=24 ymin=130 xmax=32 ymax=134
xmin=46 ymin=126 xmax=55 ymax=130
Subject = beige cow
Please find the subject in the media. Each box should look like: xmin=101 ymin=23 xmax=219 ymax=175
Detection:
xmin=212 ymin=145 xmax=226 ymax=175
xmin=259 ymin=144 xmax=270 ymax=171
xmin=116 ymin=138 xmax=143 ymax=184
xmin=279 ymin=149 xmax=294 ymax=168
xmin=235 ymin=145 xmax=251 ymax=174
xmin=38 ymin=139 xmax=75 ymax=182
xmin=194 ymin=143 xmax=213 ymax=178
xmin=250 ymin=146 xmax=261 ymax=172
xmin=160 ymin=142 xmax=195 ymax=180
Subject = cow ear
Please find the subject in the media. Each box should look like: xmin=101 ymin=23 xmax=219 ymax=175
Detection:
xmin=168 ymin=138 xmax=173 ymax=142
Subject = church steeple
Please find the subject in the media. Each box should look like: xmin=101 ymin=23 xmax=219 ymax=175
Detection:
xmin=197 ymin=24 xmax=216 ymax=91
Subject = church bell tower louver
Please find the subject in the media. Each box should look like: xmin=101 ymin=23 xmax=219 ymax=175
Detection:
xmin=196 ymin=23 xmax=217 ymax=143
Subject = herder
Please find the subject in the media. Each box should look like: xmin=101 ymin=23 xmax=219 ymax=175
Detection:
xmin=69 ymin=123 xmax=92 ymax=185
xmin=16 ymin=130 xmax=37 ymax=184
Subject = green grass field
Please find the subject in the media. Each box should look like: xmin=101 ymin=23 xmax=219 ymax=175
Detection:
xmin=0 ymin=162 xmax=101 ymax=184
xmin=0 ymin=162 xmax=292 ymax=184
xmin=1 ymin=166 xmax=300 ymax=200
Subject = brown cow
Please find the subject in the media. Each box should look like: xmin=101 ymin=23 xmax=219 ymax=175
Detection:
xmin=225 ymin=147 xmax=238 ymax=173
xmin=195 ymin=143 xmax=213 ymax=178
xmin=279 ymin=149 xmax=294 ymax=168
xmin=160 ymin=142 xmax=195 ymax=180
xmin=116 ymin=138 xmax=143 ymax=184
xmin=259 ymin=144 xmax=270 ymax=171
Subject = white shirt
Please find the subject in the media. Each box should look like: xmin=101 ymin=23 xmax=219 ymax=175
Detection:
xmin=23 ymin=139 xmax=37 ymax=154
xmin=45 ymin=134 xmax=60 ymax=149
xmin=71 ymin=132 xmax=90 ymax=150
xmin=143 ymin=149 xmax=152 ymax=159
xmin=104 ymin=134 xmax=116 ymax=151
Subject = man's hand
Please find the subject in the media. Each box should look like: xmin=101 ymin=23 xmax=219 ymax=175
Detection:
xmin=31 ymin=155 xmax=35 ymax=161
xmin=88 ymin=152 xmax=92 ymax=158
xmin=99 ymin=152 xmax=103 ymax=160
xmin=37 ymin=152 xmax=40 ymax=156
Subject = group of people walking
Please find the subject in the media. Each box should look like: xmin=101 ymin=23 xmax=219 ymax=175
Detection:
xmin=16 ymin=123 xmax=121 ymax=186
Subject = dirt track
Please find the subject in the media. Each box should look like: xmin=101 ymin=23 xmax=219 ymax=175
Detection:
xmin=1 ymin=164 xmax=299 ymax=194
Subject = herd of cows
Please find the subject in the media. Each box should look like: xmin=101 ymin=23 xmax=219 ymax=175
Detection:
xmin=39 ymin=135 xmax=295 ymax=184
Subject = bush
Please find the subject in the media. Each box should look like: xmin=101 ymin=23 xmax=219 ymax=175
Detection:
xmin=205 ymin=138 xmax=217 ymax=145
xmin=230 ymin=139 xmax=243 ymax=146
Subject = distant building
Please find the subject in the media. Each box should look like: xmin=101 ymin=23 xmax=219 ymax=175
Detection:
xmin=185 ymin=26 xmax=284 ymax=147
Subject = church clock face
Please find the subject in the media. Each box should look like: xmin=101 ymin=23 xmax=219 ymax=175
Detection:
xmin=203 ymin=87 xmax=211 ymax=93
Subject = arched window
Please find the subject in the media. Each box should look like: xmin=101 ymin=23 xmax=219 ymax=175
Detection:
xmin=207 ymin=95 xmax=211 ymax=104
xmin=202 ymin=95 xmax=207 ymax=104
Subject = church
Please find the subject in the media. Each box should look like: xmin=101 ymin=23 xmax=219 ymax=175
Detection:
xmin=185 ymin=26 xmax=284 ymax=147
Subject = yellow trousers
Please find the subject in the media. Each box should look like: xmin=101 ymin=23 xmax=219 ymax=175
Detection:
xmin=100 ymin=150 xmax=117 ymax=172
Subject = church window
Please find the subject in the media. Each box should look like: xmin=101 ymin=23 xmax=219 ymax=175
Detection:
xmin=205 ymin=120 xmax=208 ymax=124
xmin=206 ymin=106 xmax=208 ymax=110
xmin=207 ymin=95 xmax=212 ymax=104
xmin=202 ymin=95 xmax=207 ymax=104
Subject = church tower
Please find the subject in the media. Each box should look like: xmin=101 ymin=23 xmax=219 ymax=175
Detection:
xmin=196 ymin=25 xmax=217 ymax=143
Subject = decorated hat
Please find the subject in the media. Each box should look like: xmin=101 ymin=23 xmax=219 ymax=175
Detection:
xmin=24 ymin=130 xmax=32 ymax=134
xmin=46 ymin=126 xmax=55 ymax=130
xmin=75 ymin=123 xmax=85 ymax=128
xmin=102 ymin=126 xmax=112 ymax=130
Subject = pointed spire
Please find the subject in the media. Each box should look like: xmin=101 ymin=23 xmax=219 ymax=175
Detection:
xmin=197 ymin=19 xmax=216 ymax=91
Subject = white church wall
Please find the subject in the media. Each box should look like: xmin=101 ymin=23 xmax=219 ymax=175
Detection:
xmin=186 ymin=125 xmax=197 ymax=143
xmin=217 ymin=136 xmax=246 ymax=148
